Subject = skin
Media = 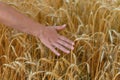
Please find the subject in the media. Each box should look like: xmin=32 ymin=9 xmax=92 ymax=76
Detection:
xmin=0 ymin=2 xmax=74 ymax=56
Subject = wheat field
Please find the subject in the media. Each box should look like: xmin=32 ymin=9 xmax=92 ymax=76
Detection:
xmin=0 ymin=0 xmax=120 ymax=80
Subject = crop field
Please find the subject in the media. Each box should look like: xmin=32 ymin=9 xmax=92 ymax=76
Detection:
xmin=0 ymin=0 xmax=120 ymax=80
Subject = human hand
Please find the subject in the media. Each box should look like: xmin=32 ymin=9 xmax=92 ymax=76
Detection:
xmin=37 ymin=24 xmax=74 ymax=56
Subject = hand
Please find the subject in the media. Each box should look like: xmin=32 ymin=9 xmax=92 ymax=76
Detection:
xmin=37 ymin=24 xmax=74 ymax=56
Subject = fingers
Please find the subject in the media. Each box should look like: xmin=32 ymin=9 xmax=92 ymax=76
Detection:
xmin=41 ymin=40 xmax=60 ymax=56
xmin=54 ymin=24 xmax=66 ymax=31
xmin=57 ymin=39 xmax=74 ymax=50
xmin=59 ymin=36 xmax=74 ymax=45
xmin=46 ymin=44 xmax=60 ymax=56
xmin=52 ymin=42 xmax=70 ymax=54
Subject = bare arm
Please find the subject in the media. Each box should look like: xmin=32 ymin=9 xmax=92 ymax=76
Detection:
xmin=0 ymin=2 xmax=74 ymax=56
xmin=0 ymin=2 xmax=43 ymax=35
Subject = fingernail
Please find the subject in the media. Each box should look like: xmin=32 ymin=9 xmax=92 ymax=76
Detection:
xmin=71 ymin=47 xmax=74 ymax=50
xmin=57 ymin=54 xmax=60 ymax=56
xmin=67 ymin=51 xmax=70 ymax=54
xmin=63 ymin=24 xmax=66 ymax=27
xmin=72 ymin=42 xmax=74 ymax=45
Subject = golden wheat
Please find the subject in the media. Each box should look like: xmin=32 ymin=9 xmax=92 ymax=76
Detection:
xmin=0 ymin=0 xmax=120 ymax=80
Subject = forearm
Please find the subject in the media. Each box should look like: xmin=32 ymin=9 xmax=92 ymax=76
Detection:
xmin=0 ymin=2 xmax=44 ymax=35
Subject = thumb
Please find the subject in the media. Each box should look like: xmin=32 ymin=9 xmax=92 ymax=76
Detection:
xmin=54 ymin=24 xmax=66 ymax=31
